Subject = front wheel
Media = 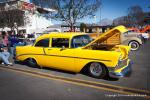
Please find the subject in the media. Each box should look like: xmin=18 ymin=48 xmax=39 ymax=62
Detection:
xmin=87 ymin=62 xmax=107 ymax=79
xmin=128 ymin=41 xmax=140 ymax=51
xmin=26 ymin=58 xmax=38 ymax=68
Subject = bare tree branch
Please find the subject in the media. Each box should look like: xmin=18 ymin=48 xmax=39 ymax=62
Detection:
xmin=52 ymin=0 xmax=101 ymax=31
xmin=0 ymin=9 xmax=24 ymax=29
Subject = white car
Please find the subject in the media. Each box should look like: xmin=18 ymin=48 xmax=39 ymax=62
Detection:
xmin=141 ymin=33 xmax=149 ymax=39
xmin=128 ymin=30 xmax=149 ymax=40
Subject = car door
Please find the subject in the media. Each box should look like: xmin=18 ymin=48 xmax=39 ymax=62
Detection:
xmin=44 ymin=38 xmax=75 ymax=72
xmin=33 ymin=38 xmax=50 ymax=66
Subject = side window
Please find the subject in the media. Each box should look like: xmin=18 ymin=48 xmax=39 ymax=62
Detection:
xmin=52 ymin=38 xmax=69 ymax=48
xmin=35 ymin=38 xmax=49 ymax=47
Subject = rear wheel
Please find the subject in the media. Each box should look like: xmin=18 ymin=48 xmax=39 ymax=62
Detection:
xmin=87 ymin=62 xmax=107 ymax=79
xmin=128 ymin=41 xmax=140 ymax=51
xmin=26 ymin=58 xmax=38 ymax=68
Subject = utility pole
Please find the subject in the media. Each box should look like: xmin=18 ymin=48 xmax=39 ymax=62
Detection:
xmin=99 ymin=0 xmax=102 ymax=26
xmin=93 ymin=15 xmax=96 ymax=24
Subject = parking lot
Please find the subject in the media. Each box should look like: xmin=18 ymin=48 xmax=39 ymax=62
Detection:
xmin=0 ymin=40 xmax=150 ymax=100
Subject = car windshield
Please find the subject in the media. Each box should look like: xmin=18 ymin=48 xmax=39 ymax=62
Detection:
xmin=71 ymin=35 xmax=92 ymax=48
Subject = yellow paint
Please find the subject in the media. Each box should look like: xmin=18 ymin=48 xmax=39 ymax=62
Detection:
xmin=16 ymin=29 xmax=130 ymax=75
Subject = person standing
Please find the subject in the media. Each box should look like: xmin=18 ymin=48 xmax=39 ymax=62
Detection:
xmin=8 ymin=31 xmax=18 ymax=57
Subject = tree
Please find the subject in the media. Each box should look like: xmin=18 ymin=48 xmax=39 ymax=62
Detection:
xmin=113 ymin=5 xmax=148 ymax=27
xmin=80 ymin=23 xmax=87 ymax=32
xmin=112 ymin=16 xmax=130 ymax=27
xmin=144 ymin=6 xmax=150 ymax=24
xmin=127 ymin=5 xmax=144 ymax=27
xmin=31 ymin=0 xmax=101 ymax=31
xmin=0 ymin=9 xmax=24 ymax=30
xmin=51 ymin=0 xmax=101 ymax=31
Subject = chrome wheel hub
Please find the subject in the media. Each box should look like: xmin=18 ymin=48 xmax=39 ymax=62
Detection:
xmin=90 ymin=63 xmax=102 ymax=76
xmin=129 ymin=41 xmax=139 ymax=50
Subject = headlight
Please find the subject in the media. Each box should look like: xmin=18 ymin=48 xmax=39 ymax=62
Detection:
xmin=116 ymin=58 xmax=128 ymax=70
xmin=115 ymin=57 xmax=122 ymax=69
xmin=117 ymin=55 xmax=122 ymax=66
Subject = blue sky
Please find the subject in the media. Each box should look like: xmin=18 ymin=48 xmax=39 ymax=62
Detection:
xmin=2 ymin=0 xmax=150 ymax=24
xmin=79 ymin=0 xmax=150 ymax=23
xmin=29 ymin=0 xmax=149 ymax=24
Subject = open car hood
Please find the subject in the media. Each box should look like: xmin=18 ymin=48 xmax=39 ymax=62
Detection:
xmin=82 ymin=25 xmax=130 ymax=60
xmin=82 ymin=25 xmax=128 ymax=49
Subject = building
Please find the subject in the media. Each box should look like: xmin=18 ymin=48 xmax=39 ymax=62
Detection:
xmin=81 ymin=23 xmax=113 ymax=33
xmin=0 ymin=0 xmax=55 ymax=34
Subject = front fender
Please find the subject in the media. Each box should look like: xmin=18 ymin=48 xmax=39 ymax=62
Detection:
xmin=122 ymin=37 xmax=142 ymax=45
xmin=74 ymin=49 xmax=122 ymax=72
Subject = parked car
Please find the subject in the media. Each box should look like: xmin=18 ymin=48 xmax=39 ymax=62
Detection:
xmin=128 ymin=28 xmax=149 ymax=42
xmin=121 ymin=30 xmax=144 ymax=51
xmin=15 ymin=31 xmax=131 ymax=79
xmin=87 ymin=25 xmax=143 ymax=51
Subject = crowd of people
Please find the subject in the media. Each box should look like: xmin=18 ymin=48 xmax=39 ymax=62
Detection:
xmin=0 ymin=31 xmax=34 ymax=66
xmin=0 ymin=31 xmax=13 ymax=66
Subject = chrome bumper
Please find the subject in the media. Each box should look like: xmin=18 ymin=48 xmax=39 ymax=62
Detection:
xmin=109 ymin=60 xmax=132 ymax=78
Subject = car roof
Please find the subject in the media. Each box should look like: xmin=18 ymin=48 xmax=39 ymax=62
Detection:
xmin=37 ymin=32 xmax=86 ymax=40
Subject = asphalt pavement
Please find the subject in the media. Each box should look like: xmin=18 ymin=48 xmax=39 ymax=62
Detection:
xmin=0 ymin=40 xmax=150 ymax=100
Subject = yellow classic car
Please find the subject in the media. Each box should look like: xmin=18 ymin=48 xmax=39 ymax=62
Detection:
xmin=15 ymin=28 xmax=132 ymax=79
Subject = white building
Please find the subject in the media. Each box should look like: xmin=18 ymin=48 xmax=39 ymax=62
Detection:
xmin=0 ymin=0 xmax=55 ymax=34
xmin=25 ymin=11 xmax=53 ymax=34
xmin=21 ymin=0 xmax=54 ymax=34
